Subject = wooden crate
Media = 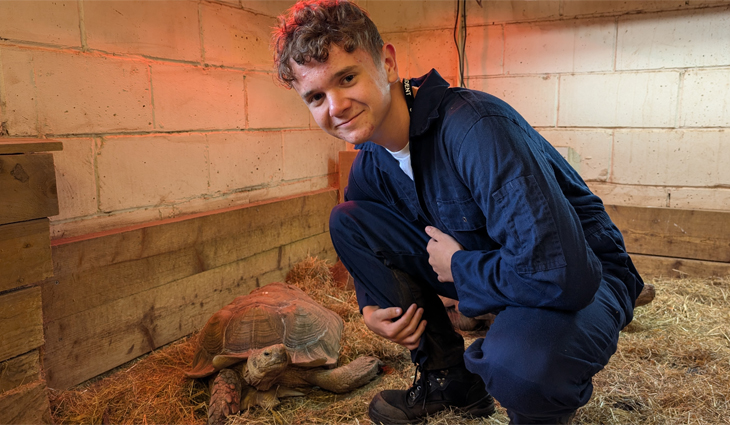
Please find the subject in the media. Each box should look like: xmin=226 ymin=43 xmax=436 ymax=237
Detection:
xmin=0 ymin=219 xmax=53 ymax=292
xmin=0 ymin=139 xmax=61 ymax=425
xmin=0 ymin=151 xmax=59 ymax=226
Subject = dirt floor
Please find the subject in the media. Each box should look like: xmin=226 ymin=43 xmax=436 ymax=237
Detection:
xmin=50 ymin=258 xmax=730 ymax=424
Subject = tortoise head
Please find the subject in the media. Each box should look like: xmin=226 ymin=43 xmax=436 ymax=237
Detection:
xmin=245 ymin=344 xmax=290 ymax=390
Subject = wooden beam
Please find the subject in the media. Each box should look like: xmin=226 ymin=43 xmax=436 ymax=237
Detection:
xmin=0 ymin=287 xmax=43 ymax=363
xmin=0 ymin=351 xmax=41 ymax=394
xmin=0 ymin=381 xmax=52 ymax=424
xmin=0 ymin=153 xmax=59 ymax=225
xmin=0 ymin=139 xmax=63 ymax=154
xmin=50 ymin=190 xmax=337 ymax=276
xmin=0 ymin=219 xmax=53 ymax=293
xmin=630 ymin=253 xmax=730 ymax=279
xmin=338 ymin=151 xmax=358 ymax=203
xmin=606 ymin=205 xmax=730 ymax=263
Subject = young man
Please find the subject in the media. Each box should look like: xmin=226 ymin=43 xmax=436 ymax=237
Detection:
xmin=273 ymin=1 xmax=644 ymax=424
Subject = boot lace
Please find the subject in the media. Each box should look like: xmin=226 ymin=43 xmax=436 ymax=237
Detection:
xmin=407 ymin=364 xmax=431 ymax=409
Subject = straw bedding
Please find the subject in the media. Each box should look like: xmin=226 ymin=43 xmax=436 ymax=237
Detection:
xmin=50 ymin=257 xmax=730 ymax=424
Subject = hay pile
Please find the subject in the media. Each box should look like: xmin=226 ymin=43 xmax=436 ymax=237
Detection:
xmin=50 ymin=258 xmax=730 ymax=424
xmin=49 ymin=335 xmax=208 ymax=424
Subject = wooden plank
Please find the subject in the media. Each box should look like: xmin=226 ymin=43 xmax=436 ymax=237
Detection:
xmin=631 ymin=253 xmax=730 ymax=279
xmin=0 ymin=381 xmax=52 ymax=425
xmin=0 ymin=139 xmax=63 ymax=154
xmin=338 ymin=150 xmax=358 ymax=203
xmin=0 ymin=351 xmax=41 ymax=394
xmin=0 ymin=287 xmax=43 ymax=363
xmin=0 ymin=219 xmax=52 ymax=293
xmin=606 ymin=205 xmax=730 ymax=262
xmin=43 ymin=191 xmax=336 ymax=323
xmin=51 ymin=189 xmax=337 ymax=277
xmin=42 ymin=247 xmax=205 ymax=323
xmin=280 ymin=231 xmax=338 ymax=270
xmin=0 ymin=153 xmax=59 ymax=225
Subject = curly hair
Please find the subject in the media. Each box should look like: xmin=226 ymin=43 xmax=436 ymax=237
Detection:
xmin=272 ymin=0 xmax=384 ymax=88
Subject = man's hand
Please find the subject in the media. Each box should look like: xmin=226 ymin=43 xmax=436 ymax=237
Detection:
xmin=362 ymin=304 xmax=426 ymax=350
xmin=426 ymin=226 xmax=464 ymax=282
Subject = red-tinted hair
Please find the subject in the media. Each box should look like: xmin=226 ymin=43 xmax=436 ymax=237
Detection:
xmin=272 ymin=0 xmax=384 ymax=87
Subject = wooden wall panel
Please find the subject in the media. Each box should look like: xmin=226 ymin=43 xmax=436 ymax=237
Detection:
xmin=0 ymin=287 xmax=44 ymax=363
xmin=0 ymin=153 xmax=59 ymax=225
xmin=43 ymin=247 xmax=204 ymax=323
xmin=44 ymin=248 xmax=279 ymax=389
xmin=0 ymin=351 xmax=41 ymax=394
xmin=280 ymin=232 xmax=336 ymax=271
xmin=42 ymin=190 xmax=338 ymax=389
xmin=0 ymin=219 xmax=53 ymax=293
xmin=0 ymin=381 xmax=52 ymax=424
xmin=606 ymin=205 xmax=730 ymax=263
xmin=44 ymin=192 xmax=335 ymax=322
xmin=338 ymin=150 xmax=358 ymax=203
xmin=51 ymin=189 xmax=334 ymax=276
xmin=630 ymin=253 xmax=730 ymax=280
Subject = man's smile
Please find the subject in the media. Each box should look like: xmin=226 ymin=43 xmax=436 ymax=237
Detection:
xmin=336 ymin=111 xmax=363 ymax=128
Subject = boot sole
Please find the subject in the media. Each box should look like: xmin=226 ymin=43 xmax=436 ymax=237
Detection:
xmin=368 ymin=394 xmax=496 ymax=425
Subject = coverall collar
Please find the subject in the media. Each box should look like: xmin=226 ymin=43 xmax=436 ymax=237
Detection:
xmin=408 ymin=69 xmax=451 ymax=138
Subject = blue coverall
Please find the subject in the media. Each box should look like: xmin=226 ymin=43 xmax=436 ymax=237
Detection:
xmin=329 ymin=69 xmax=644 ymax=423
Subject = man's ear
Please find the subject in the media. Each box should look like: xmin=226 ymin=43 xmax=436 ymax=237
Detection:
xmin=382 ymin=43 xmax=399 ymax=84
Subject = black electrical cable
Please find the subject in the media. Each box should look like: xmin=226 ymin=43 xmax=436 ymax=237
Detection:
xmin=453 ymin=0 xmax=467 ymax=87
xmin=454 ymin=0 xmax=484 ymax=88
xmin=462 ymin=0 xmax=467 ymax=86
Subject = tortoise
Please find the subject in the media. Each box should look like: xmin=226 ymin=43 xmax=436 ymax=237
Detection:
xmin=186 ymin=282 xmax=382 ymax=425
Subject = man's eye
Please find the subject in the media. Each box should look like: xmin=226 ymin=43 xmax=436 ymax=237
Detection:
xmin=311 ymin=93 xmax=324 ymax=103
xmin=343 ymin=75 xmax=355 ymax=84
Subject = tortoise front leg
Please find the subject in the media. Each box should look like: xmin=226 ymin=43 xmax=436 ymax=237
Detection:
xmin=303 ymin=356 xmax=382 ymax=393
xmin=208 ymin=368 xmax=242 ymax=425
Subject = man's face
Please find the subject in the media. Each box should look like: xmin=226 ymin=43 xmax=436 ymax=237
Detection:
xmin=290 ymin=44 xmax=398 ymax=146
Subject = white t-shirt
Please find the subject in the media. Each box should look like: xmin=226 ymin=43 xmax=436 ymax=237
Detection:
xmin=386 ymin=142 xmax=414 ymax=180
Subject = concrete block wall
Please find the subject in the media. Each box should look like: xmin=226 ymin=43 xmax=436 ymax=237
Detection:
xmin=366 ymin=0 xmax=459 ymax=84
xmin=0 ymin=0 xmax=344 ymax=239
xmin=366 ymin=0 xmax=730 ymax=212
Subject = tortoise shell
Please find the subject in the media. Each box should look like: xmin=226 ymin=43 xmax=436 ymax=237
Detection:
xmin=187 ymin=282 xmax=343 ymax=378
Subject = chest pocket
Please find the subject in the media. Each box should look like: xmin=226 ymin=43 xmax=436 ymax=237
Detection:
xmin=436 ymin=197 xmax=486 ymax=231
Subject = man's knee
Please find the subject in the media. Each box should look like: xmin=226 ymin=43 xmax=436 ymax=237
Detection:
xmin=466 ymin=339 xmax=593 ymax=417
xmin=329 ymin=202 xmax=359 ymax=238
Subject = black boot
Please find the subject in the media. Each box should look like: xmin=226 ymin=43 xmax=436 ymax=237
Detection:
xmin=368 ymin=364 xmax=496 ymax=424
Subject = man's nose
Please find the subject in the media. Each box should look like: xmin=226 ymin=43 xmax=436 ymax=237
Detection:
xmin=328 ymin=92 xmax=351 ymax=117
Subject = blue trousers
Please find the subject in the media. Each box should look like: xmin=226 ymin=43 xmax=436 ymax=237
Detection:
xmin=330 ymin=200 xmax=630 ymax=423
